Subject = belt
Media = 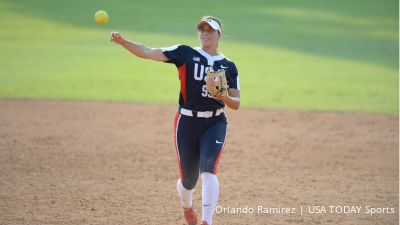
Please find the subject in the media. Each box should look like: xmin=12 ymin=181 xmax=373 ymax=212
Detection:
xmin=179 ymin=107 xmax=224 ymax=118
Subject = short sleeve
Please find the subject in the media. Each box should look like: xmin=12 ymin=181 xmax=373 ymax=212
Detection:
xmin=227 ymin=62 xmax=240 ymax=90
xmin=161 ymin=45 xmax=186 ymax=67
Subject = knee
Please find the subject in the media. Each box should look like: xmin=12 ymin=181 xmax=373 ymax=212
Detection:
xmin=200 ymin=159 xmax=217 ymax=174
xmin=182 ymin=178 xmax=197 ymax=190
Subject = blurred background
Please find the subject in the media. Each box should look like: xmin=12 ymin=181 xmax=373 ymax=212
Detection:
xmin=0 ymin=0 xmax=398 ymax=114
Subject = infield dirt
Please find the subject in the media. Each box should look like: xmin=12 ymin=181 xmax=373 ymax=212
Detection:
xmin=0 ymin=100 xmax=398 ymax=224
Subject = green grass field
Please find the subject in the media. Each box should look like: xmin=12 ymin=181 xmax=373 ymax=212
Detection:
xmin=0 ymin=0 xmax=398 ymax=114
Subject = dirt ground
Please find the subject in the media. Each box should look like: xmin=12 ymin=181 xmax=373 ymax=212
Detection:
xmin=0 ymin=100 xmax=398 ymax=225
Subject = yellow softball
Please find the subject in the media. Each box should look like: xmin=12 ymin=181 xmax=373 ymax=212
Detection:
xmin=94 ymin=10 xmax=109 ymax=25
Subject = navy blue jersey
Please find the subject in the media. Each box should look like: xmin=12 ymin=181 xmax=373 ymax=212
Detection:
xmin=161 ymin=45 xmax=240 ymax=111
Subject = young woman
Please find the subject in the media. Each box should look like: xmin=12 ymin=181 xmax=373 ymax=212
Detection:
xmin=111 ymin=15 xmax=240 ymax=225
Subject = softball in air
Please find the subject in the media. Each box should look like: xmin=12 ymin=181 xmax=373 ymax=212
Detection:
xmin=94 ymin=10 xmax=109 ymax=25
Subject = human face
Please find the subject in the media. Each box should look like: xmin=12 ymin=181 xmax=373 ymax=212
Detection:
xmin=198 ymin=23 xmax=220 ymax=49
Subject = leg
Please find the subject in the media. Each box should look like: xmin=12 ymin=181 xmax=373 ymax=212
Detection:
xmin=174 ymin=113 xmax=201 ymax=190
xmin=199 ymin=120 xmax=227 ymax=225
xmin=199 ymin=119 xmax=227 ymax=175
xmin=177 ymin=178 xmax=195 ymax=208
xmin=174 ymin=113 xmax=201 ymax=224
xmin=178 ymin=177 xmax=198 ymax=225
xmin=201 ymin=172 xmax=219 ymax=225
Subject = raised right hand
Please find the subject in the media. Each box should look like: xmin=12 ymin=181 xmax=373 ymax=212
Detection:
xmin=110 ymin=31 xmax=125 ymax=45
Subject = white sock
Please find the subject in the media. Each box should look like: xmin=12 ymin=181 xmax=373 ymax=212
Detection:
xmin=201 ymin=172 xmax=219 ymax=225
xmin=177 ymin=179 xmax=194 ymax=208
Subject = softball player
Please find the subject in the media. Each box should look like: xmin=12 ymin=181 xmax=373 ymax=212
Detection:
xmin=111 ymin=16 xmax=240 ymax=225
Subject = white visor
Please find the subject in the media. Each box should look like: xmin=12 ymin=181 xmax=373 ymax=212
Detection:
xmin=196 ymin=18 xmax=221 ymax=32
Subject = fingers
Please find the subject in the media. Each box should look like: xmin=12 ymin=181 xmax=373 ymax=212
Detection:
xmin=110 ymin=31 xmax=122 ymax=42
xmin=110 ymin=32 xmax=118 ymax=41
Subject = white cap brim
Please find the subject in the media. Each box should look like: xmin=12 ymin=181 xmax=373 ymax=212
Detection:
xmin=196 ymin=18 xmax=221 ymax=32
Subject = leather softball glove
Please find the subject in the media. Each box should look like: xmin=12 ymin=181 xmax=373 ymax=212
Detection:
xmin=205 ymin=69 xmax=228 ymax=98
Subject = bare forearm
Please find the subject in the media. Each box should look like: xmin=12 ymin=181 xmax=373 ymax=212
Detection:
xmin=119 ymin=39 xmax=152 ymax=59
xmin=110 ymin=32 xmax=168 ymax=61
xmin=222 ymin=95 xmax=240 ymax=110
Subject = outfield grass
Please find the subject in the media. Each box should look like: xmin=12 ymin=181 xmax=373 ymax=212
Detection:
xmin=0 ymin=0 xmax=398 ymax=114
